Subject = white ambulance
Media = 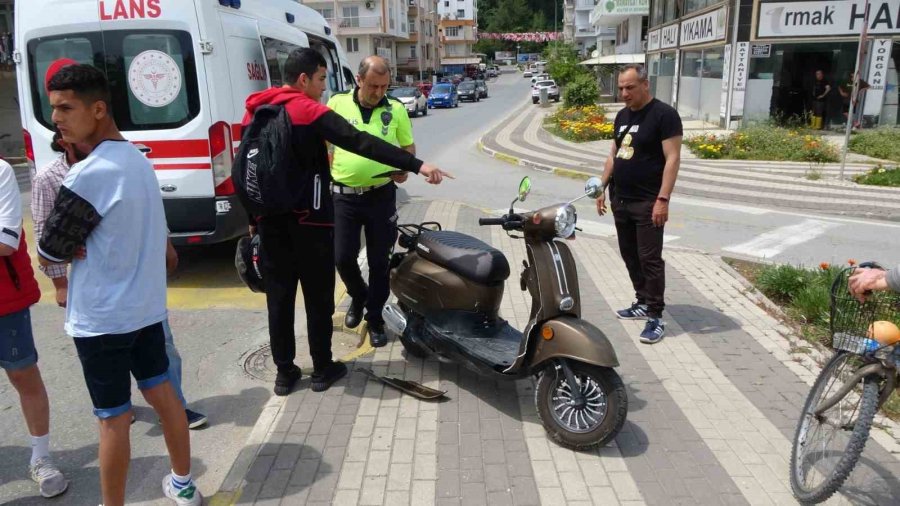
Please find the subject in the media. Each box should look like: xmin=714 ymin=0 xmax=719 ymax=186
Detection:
xmin=15 ymin=0 xmax=357 ymax=245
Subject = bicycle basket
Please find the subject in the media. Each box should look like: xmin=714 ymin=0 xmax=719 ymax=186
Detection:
xmin=829 ymin=266 xmax=900 ymax=355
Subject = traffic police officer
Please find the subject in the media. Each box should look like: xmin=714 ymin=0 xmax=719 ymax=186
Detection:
xmin=328 ymin=55 xmax=416 ymax=347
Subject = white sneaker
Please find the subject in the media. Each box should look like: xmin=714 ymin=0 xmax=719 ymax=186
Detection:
xmin=162 ymin=473 xmax=202 ymax=506
xmin=29 ymin=456 xmax=69 ymax=498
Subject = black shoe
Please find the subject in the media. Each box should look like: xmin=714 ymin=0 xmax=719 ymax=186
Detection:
xmin=274 ymin=365 xmax=302 ymax=396
xmin=186 ymin=409 xmax=208 ymax=429
xmin=311 ymin=362 xmax=348 ymax=392
xmin=369 ymin=323 xmax=387 ymax=348
xmin=344 ymin=297 xmax=365 ymax=329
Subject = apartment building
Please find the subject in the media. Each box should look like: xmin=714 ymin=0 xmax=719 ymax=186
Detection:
xmin=395 ymin=0 xmax=441 ymax=82
xmin=436 ymin=0 xmax=479 ymax=75
xmin=301 ymin=0 xmax=410 ymax=78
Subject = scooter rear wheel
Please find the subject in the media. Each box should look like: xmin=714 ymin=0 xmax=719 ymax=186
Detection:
xmin=535 ymin=361 xmax=627 ymax=450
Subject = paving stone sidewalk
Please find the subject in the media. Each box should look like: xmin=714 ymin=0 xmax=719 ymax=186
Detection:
xmin=478 ymin=102 xmax=900 ymax=221
xmin=215 ymin=199 xmax=900 ymax=506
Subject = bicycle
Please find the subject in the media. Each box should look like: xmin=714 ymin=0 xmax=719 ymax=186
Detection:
xmin=789 ymin=262 xmax=900 ymax=504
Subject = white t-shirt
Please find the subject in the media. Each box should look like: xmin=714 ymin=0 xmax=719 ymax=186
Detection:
xmin=38 ymin=140 xmax=167 ymax=337
xmin=0 ymin=160 xmax=22 ymax=251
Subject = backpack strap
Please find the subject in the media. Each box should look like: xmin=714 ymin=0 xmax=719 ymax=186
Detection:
xmin=4 ymin=256 xmax=20 ymax=291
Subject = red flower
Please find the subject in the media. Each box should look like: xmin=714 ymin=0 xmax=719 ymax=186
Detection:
xmin=819 ymin=262 xmax=830 ymax=270
xmin=847 ymin=259 xmax=857 ymax=266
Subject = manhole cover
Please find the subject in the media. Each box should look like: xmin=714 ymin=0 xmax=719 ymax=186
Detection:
xmin=241 ymin=326 xmax=365 ymax=382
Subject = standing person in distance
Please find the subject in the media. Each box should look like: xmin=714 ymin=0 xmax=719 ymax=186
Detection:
xmin=0 ymin=160 xmax=69 ymax=499
xmin=39 ymin=64 xmax=200 ymax=506
xmin=241 ymin=48 xmax=450 ymax=396
xmin=328 ymin=55 xmax=417 ymax=348
xmin=596 ymin=63 xmax=682 ymax=344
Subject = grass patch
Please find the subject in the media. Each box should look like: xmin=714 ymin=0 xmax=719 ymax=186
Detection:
xmin=852 ymin=164 xmax=900 ymax=187
xmin=848 ymin=128 xmax=900 ymax=161
xmin=544 ymin=105 xmax=614 ymax=142
xmin=686 ymin=125 xmax=839 ymax=162
xmin=724 ymin=257 xmax=900 ymax=421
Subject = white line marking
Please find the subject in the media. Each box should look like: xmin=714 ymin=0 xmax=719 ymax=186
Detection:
xmin=723 ymin=219 xmax=839 ymax=258
xmin=675 ymin=195 xmax=771 ymax=215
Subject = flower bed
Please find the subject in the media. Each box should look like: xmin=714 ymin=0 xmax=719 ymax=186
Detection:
xmin=685 ymin=126 xmax=839 ymax=162
xmin=544 ymin=105 xmax=614 ymax=142
xmin=848 ymin=128 xmax=900 ymax=162
xmin=853 ymin=164 xmax=900 ymax=187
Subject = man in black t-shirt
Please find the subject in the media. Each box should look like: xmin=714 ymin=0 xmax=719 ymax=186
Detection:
xmin=597 ymin=64 xmax=683 ymax=344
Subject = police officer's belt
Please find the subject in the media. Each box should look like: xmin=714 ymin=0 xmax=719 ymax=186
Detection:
xmin=331 ymin=180 xmax=392 ymax=195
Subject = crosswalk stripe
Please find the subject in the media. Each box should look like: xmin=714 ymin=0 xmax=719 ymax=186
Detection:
xmin=722 ymin=219 xmax=839 ymax=258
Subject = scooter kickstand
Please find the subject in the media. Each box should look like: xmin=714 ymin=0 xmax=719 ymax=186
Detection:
xmin=557 ymin=359 xmax=586 ymax=409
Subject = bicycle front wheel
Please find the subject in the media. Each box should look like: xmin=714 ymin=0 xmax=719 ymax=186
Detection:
xmin=790 ymin=351 xmax=881 ymax=504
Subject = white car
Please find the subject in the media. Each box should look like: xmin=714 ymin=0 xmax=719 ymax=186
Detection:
xmin=523 ymin=69 xmax=533 ymax=78
xmin=389 ymin=86 xmax=428 ymax=117
xmin=532 ymin=79 xmax=560 ymax=104
xmin=531 ymin=73 xmax=550 ymax=84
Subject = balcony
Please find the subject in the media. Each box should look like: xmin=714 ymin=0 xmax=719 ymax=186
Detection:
xmin=575 ymin=0 xmax=596 ymax=10
xmin=376 ymin=47 xmax=393 ymax=63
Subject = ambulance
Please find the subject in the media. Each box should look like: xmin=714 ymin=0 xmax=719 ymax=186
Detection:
xmin=15 ymin=0 xmax=357 ymax=245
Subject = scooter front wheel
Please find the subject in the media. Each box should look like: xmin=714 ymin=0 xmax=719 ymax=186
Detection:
xmin=535 ymin=361 xmax=627 ymax=450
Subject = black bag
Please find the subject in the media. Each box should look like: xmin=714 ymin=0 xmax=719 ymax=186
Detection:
xmin=232 ymin=104 xmax=308 ymax=216
xmin=235 ymin=234 xmax=265 ymax=293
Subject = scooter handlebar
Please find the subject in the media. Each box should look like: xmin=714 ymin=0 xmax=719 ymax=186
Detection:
xmin=478 ymin=217 xmax=506 ymax=226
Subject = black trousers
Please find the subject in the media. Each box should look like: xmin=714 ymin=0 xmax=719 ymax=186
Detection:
xmin=611 ymin=197 xmax=666 ymax=317
xmin=333 ymin=183 xmax=398 ymax=326
xmin=257 ymin=215 xmax=335 ymax=373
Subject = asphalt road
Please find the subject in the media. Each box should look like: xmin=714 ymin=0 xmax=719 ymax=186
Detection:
xmin=2 ymin=69 xmax=898 ymax=505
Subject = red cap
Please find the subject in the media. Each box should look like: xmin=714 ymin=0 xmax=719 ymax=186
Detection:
xmin=45 ymin=58 xmax=79 ymax=93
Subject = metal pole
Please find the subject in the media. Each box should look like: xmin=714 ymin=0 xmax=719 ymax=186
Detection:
xmin=840 ymin=0 xmax=870 ymax=181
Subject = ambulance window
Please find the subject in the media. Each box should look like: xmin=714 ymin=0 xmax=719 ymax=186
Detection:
xmin=308 ymin=38 xmax=340 ymax=98
xmin=343 ymin=67 xmax=357 ymax=89
xmin=262 ymin=37 xmax=301 ymax=87
xmin=28 ymin=35 xmax=98 ymax=129
xmin=120 ymin=33 xmax=195 ymax=127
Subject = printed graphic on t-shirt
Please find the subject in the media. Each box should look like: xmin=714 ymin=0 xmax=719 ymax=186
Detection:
xmin=616 ymin=133 xmax=634 ymax=160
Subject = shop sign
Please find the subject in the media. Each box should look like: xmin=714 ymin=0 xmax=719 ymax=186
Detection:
xmin=721 ymin=43 xmax=732 ymax=119
xmin=758 ymin=0 xmax=900 ymax=38
xmin=731 ymin=42 xmax=749 ymax=117
xmin=595 ymin=0 xmax=649 ymax=17
xmin=750 ymin=44 xmax=771 ymax=58
xmin=865 ymin=39 xmax=891 ymax=115
xmin=648 ymin=29 xmax=661 ymax=51
xmin=660 ymin=24 xmax=679 ymax=49
xmin=680 ymin=7 xmax=727 ymax=46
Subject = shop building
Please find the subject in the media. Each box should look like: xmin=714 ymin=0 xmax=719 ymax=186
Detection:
xmin=646 ymin=0 xmax=900 ymax=129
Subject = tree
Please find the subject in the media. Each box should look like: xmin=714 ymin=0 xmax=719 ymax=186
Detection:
xmin=543 ymin=42 xmax=591 ymax=86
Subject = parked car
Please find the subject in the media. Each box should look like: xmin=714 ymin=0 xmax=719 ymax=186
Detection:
xmin=523 ymin=69 xmax=533 ymax=78
xmin=427 ymin=83 xmax=459 ymax=108
xmin=389 ymin=86 xmax=428 ymax=117
xmin=487 ymin=67 xmax=499 ymax=78
xmin=457 ymin=81 xmax=480 ymax=102
xmin=531 ymin=73 xmax=549 ymax=84
xmin=475 ymin=79 xmax=488 ymax=98
xmin=415 ymin=80 xmax=433 ymax=97
xmin=532 ymin=79 xmax=560 ymax=104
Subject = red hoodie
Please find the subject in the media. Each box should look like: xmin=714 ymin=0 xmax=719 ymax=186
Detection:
xmin=242 ymin=87 xmax=423 ymax=226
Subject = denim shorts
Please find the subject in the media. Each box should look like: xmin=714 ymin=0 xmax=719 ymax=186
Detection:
xmin=73 ymin=322 xmax=170 ymax=419
xmin=0 ymin=308 xmax=38 ymax=371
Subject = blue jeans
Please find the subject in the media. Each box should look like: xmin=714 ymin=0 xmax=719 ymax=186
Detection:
xmin=162 ymin=319 xmax=187 ymax=408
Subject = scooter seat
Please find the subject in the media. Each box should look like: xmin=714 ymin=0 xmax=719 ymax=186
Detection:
xmin=417 ymin=231 xmax=510 ymax=284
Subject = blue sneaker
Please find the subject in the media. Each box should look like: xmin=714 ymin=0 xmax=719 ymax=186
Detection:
xmin=640 ymin=318 xmax=666 ymax=344
xmin=616 ymin=302 xmax=649 ymax=320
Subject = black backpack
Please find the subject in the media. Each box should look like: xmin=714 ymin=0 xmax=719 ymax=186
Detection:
xmin=232 ymin=104 xmax=308 ymax=216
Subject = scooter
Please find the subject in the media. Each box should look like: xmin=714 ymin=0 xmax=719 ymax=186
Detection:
xmin=382 ymin=176 xmax=627 ymax=449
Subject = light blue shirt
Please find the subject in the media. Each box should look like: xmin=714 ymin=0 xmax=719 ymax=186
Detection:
xmin=60 ymin=140 xmax=167 ymax=337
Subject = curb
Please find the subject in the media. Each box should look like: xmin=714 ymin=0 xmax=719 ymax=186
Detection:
xmin=476 ymin=139 xmax=595 ymax=181
xmin=209 ymin=277 xmax=373 ymax=505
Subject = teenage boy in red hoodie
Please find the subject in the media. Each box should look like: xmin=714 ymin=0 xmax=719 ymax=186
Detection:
xmin=242 ymin=48 xmax=450 ymax=395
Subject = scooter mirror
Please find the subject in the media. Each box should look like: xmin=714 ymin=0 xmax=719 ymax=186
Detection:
xmin=584 ymin=177 xmax=603 ymax=199
xmin=518 ymin=176 xmax=532 ymax=202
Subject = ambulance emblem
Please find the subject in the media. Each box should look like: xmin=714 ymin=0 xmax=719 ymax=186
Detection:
xmin=128 ymin=50 xmax=182 ymax=108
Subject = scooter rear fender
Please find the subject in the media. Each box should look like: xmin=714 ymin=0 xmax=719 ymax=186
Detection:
xmin=530 ymin=316 xmax=619 ymax=370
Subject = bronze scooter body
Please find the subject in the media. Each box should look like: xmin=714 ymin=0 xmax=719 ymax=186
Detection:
xmin=383 ymin=177 xmax=627 ymax=450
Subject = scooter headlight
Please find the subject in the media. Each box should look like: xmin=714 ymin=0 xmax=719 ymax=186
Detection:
xmin=555 ymin=205 xmax=577 ymax=238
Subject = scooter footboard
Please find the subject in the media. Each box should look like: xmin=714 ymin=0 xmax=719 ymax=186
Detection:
xmin=531 ymin=316 xmax=619 ymax=369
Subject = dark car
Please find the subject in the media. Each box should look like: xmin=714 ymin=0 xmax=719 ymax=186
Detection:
xmin=475 ymin=79 xmax=488 ymax=98
xmin=427 ymin=83 xmax=459 ymax=108
xmin=457 ymin=81 xmax=479 ymax=102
